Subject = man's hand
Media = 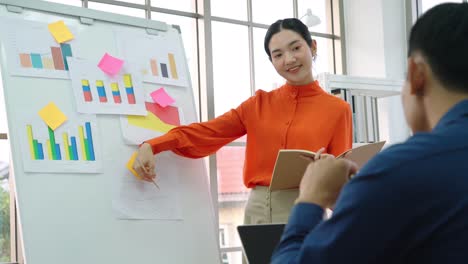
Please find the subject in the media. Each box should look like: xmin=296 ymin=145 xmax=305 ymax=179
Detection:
xmin=295 ymin=157 xmax=358 ymax=209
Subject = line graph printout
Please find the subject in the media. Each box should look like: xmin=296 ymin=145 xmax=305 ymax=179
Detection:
xmin=68 ymin=57 xmax=146 ymax=115
xmin=113 ymin=152 xmax=183 ymax=220
xmin=115 ymin=30 xmax=189 ymax=88
xmin=0 ymin=17 xmax=80 ymax=79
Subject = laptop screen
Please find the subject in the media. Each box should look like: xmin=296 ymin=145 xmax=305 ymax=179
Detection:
xmin=237 ymin=224 xmax=285 ymax=264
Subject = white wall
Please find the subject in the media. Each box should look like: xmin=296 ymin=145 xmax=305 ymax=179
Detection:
xmin=343 ymin=0 xmax=410 ymax=144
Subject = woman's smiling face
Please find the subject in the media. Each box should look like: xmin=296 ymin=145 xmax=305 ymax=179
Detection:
xmin=269 ymin=29 xmax=314 ymax=86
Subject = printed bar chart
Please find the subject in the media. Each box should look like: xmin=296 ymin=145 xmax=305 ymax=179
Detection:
xmin=26 ymin=122 xmax=95 ymax=161
xmin=149 ymin=53 xmax=179 ymax=80
xmin=17 ymin=43 xmax=73 ymax=71
xmin=26 ymin=125 xmax=44 ymax=160
xmin=123 ymin=74 xmax=136 ymax=104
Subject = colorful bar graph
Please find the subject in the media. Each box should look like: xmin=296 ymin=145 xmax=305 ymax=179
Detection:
xmin=150 ymin=59 xmax=158 ymax=76
xmin=25 ymin=122 xmax=96 ymax=162
xmin=96 ymin=80 xmax=107 ymax=103
xmin=168 ymin=53 xmax=178 ymax=79
xmin=27 ymin=125 xmax=45 ymax=160
xmin=19 ymin=53 xmax=32 ymax=68
xmin=60 ymin=43 xmax=73 ymax=71
xmin=18 ymin=44 xmax=73 ymax=71
xmin=123 ymin=74 xmax=136 ymax=104
xmin=51 ymin=46 xmax=65 ymax=70
xmin=31 ymin=53 xmax=43 ymax=69
xmin=111 ymin=82 xmax=122 ymax=104
xmin=160 ymin=63 xmax=169 ymax=78
xmin=81 ymin=79 xmax=93 ymax=102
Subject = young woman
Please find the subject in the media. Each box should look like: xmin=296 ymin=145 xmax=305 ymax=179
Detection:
xmin=133 ymin=18 xmax=352 ymax=224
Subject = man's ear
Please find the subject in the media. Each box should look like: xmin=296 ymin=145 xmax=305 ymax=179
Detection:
xmin=407 ymin=56 xmax=426 ymax=96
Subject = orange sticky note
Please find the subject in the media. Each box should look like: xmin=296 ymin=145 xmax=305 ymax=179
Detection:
xmin=48 ymin=20 xmax=74 ymax=43
xmin=38 ymin=102 xmax=67 ymax=130
xmin=126 ymin=152 xmax=141 ymax=180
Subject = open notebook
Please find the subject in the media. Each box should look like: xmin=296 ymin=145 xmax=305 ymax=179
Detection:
xmin=269 ymin=141 xmax=386 ymax=191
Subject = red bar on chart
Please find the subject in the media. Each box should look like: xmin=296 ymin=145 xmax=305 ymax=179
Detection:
xmin=51 ymin=46 xmax=65 ymax=70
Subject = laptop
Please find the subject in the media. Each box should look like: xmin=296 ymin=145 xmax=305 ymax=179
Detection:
xmin=237 ymin=223 xmax=285 ymax=264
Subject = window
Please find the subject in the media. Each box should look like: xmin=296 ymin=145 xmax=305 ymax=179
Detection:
xmin=252 ymin=0 xmax=293 ymax=25
xmin=0 ymin=61 xmax=12 ymax=262
xmin=88 ymin=2 xmax=146 ymax=18
xmin=212 ymin=21 xmax=251 ymax=116
xmin=151 ymin=0 xmax=196 ymax=13
xmin=211 ymin=0 xmax=248 ymax=21
xmin=43 ymin=0 xmax=82 ymax=7
xmin=420 ymin=0 xmax=465 ymax=14
xmin=219 ymin=226 xmax=231 ymax=264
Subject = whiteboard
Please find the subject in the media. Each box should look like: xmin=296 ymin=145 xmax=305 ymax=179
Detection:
xmin=0 ymin=0 xmax=220 ymax=263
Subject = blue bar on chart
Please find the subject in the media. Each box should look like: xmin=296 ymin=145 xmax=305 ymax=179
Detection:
xmin=60 ymin=43 xmax=73 ymax=70
xmin=96 ymin=80 xmax=107 ymax=103
xmin=85 ymin=122 xmax=95 ymax=161
xmin=30 ymin=53 xmax=43 ymax=69
xmin=70 ymin=136 xmax=78 ymax=160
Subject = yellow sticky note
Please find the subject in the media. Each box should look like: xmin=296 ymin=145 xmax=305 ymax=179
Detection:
xmin=48 ymin=20 xmax=74 ymax=43
xmin=126 ymin=152 xmax=142 ymax=180
xmin=38 ymin=102 xmax=67 ymax=131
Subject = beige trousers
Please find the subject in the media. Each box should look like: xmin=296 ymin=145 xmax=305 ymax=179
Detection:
xmin=243 ymin=186 xmax=299 ymax=225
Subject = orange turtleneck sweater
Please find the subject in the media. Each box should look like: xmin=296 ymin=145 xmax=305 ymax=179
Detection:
xmin=145 ymin=81 xmax=353 ymax=188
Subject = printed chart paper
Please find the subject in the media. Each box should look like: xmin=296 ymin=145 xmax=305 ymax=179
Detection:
xmin=19 ymin=106 xmax=102 ymax=173
xmin=0 ymin=17 xmax=80 ymax=79
xmin=68 ymin=57 xmax=146 ymax=115
xmin=113 ymin=152 xmax=183 ymax=220
xmin=115 ymin=30 xmax=189 ymax=87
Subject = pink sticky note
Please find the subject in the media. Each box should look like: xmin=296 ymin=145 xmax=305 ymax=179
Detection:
xmin=98 ymin=53 xmax=124 ymax=75
xmin=151 ymin=88 xmax=175 ymax=108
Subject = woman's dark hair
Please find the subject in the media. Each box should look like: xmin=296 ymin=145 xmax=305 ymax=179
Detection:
xmin=264 ymin=18 xmax=312 ymax=60
xmin=408 ymin=3 xmax=468 ymax=92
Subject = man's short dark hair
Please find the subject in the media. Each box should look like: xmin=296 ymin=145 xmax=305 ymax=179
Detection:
xmin=408 ymin=3 xmax=468 ymax=93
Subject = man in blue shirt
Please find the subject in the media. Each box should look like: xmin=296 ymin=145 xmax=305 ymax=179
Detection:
xmin=272 ymin=3 xmax=468 ymax=263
